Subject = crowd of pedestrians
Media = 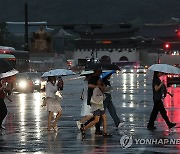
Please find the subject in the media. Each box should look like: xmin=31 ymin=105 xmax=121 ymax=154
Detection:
xmin=0 ymin=69 xmax=176 ymax=139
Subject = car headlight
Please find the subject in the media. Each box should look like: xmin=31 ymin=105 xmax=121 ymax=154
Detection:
xmin=130 ymin=69 xmax=133 ymax=72
xmin=34 ymin=80 xmax=40 ymax=85
xmin=18 ymin=80 xmax=27 ymax=89
xmin=122 ymin=69 xmax=126 ymax=73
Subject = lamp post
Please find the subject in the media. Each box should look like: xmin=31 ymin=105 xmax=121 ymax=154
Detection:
xmin=24 ymin=0 xmax=29 ymax=51
xmin=90 ymin=24 xmax=102 ymax=63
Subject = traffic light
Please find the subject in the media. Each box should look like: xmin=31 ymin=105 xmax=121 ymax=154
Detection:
xmin=164 ymin=42 xmax=170 ymax=50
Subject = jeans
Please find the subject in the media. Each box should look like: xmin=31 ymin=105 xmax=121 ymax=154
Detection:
xmin=103 ymin=93 xmax=121 ymax=127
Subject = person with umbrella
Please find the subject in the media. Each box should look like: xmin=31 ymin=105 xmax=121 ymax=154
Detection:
xmin=147 ymin=71 xmax=176 ymax=130
xmin=0 ymin=59 xmax=18 ymax=131
xmin=0 ymin=79 xmax=8 ymax=130
xmin=45 ymin=76 xmax=62 ymax=131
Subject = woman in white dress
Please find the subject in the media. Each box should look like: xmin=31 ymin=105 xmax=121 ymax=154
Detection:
xmin=76 ymin=74 xmax=93 ymax=129
xmin=45 ymin=76 xmax=62 ymax=131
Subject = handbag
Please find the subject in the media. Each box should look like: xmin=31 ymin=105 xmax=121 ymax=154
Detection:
xmin=90 ymin=95 xmax=104 ymax=104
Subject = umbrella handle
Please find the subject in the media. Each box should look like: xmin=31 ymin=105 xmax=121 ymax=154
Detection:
xmin=167 ymin=92 xmax=173 ymax=97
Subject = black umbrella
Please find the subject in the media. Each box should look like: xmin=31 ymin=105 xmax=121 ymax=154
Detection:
xmin=0 ymin=59 xmax=18 ymax=78
xmin=85 ymin=63 xmax=120 ymax=70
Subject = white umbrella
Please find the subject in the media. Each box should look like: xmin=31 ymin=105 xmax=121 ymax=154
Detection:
xmin=0 ymin=69 xmax=19 ymax=79
xmin=42 ymin=69 xmax=76 ymax=77
xmin=148 ymin=64 xmax=180 ymax=74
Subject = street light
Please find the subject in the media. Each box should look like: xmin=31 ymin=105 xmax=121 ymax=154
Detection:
xmin=24 ymin=0 xmax=29 ymax=51
xmin=90 ymin=24 xmax=102 ymax=62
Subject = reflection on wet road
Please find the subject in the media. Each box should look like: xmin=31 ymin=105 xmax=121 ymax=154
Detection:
xmin=0 ymin=73 xmax=180 ymax=153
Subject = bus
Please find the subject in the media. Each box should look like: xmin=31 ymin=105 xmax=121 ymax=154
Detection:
xmin=0 ymin=46 xmax=30 ymax=72
xmin=0 ymin=53 xmax=16 ymax=67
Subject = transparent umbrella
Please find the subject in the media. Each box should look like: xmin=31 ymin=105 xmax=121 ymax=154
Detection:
xmin=147 ymin=64 xmax=180 ymax=74
xmin=0 ymin=59 xmax=18 ymax=78
xmin=42 ymin=69 xmax=76 ymax=77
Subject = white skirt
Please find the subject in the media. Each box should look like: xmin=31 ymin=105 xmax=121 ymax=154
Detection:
xmin=46 ymin=97 xmax=62 ymax=112
xmin=81 ymin=99 xmax=92 ymax=116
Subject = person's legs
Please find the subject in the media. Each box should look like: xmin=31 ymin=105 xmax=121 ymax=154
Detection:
xmin=52 ymin=111 xmax=62 ymax=128
xmin=84 ymin=116 xmax=100 ymax=131
xmin=0 ymin=99 xmax=7 ymax=128
xmin=80 ymin=115 xmax=93 ymax=123
xmin=102 ymin=112 xmax=112 ymax=136
xmin=147 ymin=101 xmax=159 ymax=128
xmin=102 ymin=114 xmax=107 ymax=134
xmin=158 ymin=101 xmax=176 ymax=128
xmin=48 ymin=111 xmax=53 ymax=130
xmin=84 ymin=117 xmax=94 ymax=126
xmin=105 ymin=94 xmax=121 ymax=127
xmin=95 ymin=117 xmax=102 ymax=133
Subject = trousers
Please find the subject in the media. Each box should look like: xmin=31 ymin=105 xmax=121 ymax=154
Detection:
xmin=0 ymin=99 xmax=7 ymax=126
xmin=148 ymin=99 xmax=171 ymax=127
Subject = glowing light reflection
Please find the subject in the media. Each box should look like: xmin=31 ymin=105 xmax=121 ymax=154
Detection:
xmin=19 ymin=94 xmax=26 ymax=142
xmin=33 ymin=93 xmax=41 ymax=138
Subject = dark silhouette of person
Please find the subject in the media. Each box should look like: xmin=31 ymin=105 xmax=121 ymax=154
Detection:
xmin=147 ymin=71 xmax=176 ymax=130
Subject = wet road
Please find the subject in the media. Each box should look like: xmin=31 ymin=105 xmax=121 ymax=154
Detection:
xmin=1 ymin=73 xmax=180 ymax=153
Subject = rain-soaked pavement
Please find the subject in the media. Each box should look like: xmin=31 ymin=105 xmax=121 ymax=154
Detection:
xmin=1 ymin=73 xmax=180 ymax=153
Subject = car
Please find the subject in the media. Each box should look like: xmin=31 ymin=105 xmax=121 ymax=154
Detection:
xmin=136 ymin=66 xmax=147 ymax=74
xmin=166 ymin=64 xmax=180 ymax=87
xmin=122 ymin=66 xmax=135 ymax=73
xmin=167 ymin=74 xmax=180 ymax=87
xmin=13 ymin=72 xmax=42 ymax=93
xmin=25 ymin=72 xmax=42 ymax=91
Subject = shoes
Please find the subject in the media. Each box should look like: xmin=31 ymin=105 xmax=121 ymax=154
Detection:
xmin=76 ymin=121 xmax=82 ymax=130
xmin=118 ymin=122 xmax=124 ymax=128
xmin=147 ymin=125 xmax=157 ymax=130
xmin=168 ymin=123 xmax=176 ymax=129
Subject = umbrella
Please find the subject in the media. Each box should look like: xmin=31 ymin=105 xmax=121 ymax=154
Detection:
xmin=100 ymin=70 xmax=115 ymax=79
xmin=148 ymin=64 xmax=180 ymax=74
xmin=86 ymin=63 xmax=120 ymax=70
xmin=42 ymin=69 xmax=76 ymax=77
xmin=0 ymin=59 xmax=19 ymax=78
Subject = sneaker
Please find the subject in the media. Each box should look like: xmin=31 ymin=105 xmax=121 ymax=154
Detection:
xmin=118 ymin=122 xmax=124 ymax=128
xmin=168 ymin=123 xmax=176 ymax=129
xmin=76 ymin=121 xmax=82 ymax=130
